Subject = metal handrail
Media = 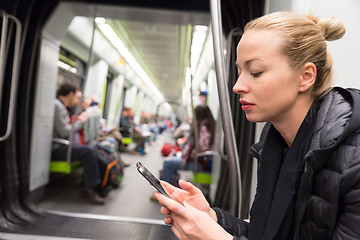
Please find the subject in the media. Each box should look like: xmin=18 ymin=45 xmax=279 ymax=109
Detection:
xmin=210 ymin=0 xmax=242 ymax=217
xmin=0 ymin=13 xmax=22 ymax=142
xmin=52 ymin=138 xmax=70 ymax=145
xmin=216 ymin=28 xmax=243 ymax=162
xmin=225 ymin=28 xmax=243 ymax=83
xmin=0 ymin=10 xmax=8 ymax=112
xmin=196 ymin=150 xmax=220 ymax=158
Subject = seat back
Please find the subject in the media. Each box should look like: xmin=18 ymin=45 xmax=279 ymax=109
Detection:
xmin=119 ymin=127 xmax=134 ymax=145
xmin=50 ymin=138 xmax=82 ymax=174
xmin=49 ymin=160 xmax=82 ymax=174
xmin=193 ymin=151 xmax=220 ymax=184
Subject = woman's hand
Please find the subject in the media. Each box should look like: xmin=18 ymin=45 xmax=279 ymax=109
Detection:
xmin=158 ymin=180 xmax=218 ymax=223
xmin=155 ymin=192 xmax=233 ymax=240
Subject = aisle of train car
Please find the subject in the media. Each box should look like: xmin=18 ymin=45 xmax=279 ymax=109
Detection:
xmin=38 ymin=130 xmax=173 ymax=220
xmin=0 ymin=130 xmax=178 ymax=240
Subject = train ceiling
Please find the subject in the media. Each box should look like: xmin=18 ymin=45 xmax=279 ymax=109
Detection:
xmin=65 ymin=3 xmax=210 ymax=104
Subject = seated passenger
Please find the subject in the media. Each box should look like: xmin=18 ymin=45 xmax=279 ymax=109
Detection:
xmin=162 ymin=105 xmax=215 ymax=185
xmin=83 ymin=97 xmax=131 ymax=169
xmin=157 ymin=116 xmax=168 ymax=134
xmin=81 ymin=97 xmax=102 ymax=146
xmin=148 ymin=114 xmax=159 ymax=141
xmin=51 ymin=82 xmax=104 ymax=205
xmin=119 ymin=107 xmax=147 ymax=155
xmin=173 ymin=117 xmax=191 ymax=141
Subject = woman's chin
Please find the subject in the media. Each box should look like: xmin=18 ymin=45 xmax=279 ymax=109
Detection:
xmin=244 ymin=114 xmax=265 ymax=123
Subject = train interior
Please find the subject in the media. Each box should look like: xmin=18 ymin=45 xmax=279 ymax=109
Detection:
xmin=0 ymin=0 xmax=262 ymax=239
xmin=31 ymin=1 xmax=212 ymax=219
xmin=1 ymin=0 xmax=359 ymax=239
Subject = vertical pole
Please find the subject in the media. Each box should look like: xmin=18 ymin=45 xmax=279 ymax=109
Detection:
xmin=189 ymin=26 xmax=200 ymax=174
xmin=210 ymin=0 xmax=242 ymax=217
xmin=66 ymin=17 xmax=96 ymax=165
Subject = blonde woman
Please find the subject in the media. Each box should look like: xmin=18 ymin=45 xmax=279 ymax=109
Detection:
xmin=155 ymin=11 xmax=360 ymax=240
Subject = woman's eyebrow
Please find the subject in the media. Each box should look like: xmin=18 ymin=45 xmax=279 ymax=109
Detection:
xmin=236 ymin=58 xmax=261 ymax=69
xmin=245 ymin=58 xmax=261 ymax=66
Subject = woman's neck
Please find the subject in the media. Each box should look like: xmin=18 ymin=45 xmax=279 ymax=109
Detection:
xmin=272 ymin=95 xmax=314 ymax=147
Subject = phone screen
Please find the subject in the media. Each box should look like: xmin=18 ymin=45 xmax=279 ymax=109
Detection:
xmin=136 ymin=162 xmax=170 ymax=197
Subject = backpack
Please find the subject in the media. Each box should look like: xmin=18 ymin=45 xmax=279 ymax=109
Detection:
xmin=95 ymin=144 xmax=124 ymax=197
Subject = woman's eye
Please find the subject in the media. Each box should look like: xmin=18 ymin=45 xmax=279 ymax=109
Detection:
xmin=251 ymin=72 xmax=262 ymax=77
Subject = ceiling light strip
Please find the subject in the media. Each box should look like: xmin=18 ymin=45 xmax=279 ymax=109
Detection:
xmin=97 ymin=21 xmax=163 ymax=100
xmin=190 ymin=25 xmax=208 ymax=75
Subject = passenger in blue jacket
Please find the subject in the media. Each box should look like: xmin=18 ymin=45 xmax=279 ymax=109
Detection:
xmin=155 ymin=11 xmax=360 ymax=240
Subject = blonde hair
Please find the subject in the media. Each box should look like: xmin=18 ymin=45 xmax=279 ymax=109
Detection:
xmin=245 ymin=12 xmax=346 ymax=99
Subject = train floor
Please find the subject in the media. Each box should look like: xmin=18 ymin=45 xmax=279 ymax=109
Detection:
xmin=1 ymin=130 xmax=179 ymax=240
xmin=37 ymin=130 xmax=173 ymax=220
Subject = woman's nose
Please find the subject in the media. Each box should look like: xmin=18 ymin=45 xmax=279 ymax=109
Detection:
xmin=232 ymin=74 xmax=248 ymax=94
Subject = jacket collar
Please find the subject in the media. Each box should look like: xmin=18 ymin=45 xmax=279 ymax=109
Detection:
xmin=306 ymin=87 xmax=360 ymax=172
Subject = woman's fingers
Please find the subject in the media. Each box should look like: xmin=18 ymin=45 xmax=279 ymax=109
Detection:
xmin=164 ymin=216 xmax=173 ymax=225
xmin=160 ymin=180 xmax=176 ymax=193
xmin=160 ymin=180 xmax=187 ymax=203
xmin=154 ymin=192 xmax=184 ymax=214
xmin=160 ymin=180 xmax=181 ymax=198
xmin=178 ymin=179 xmax=202 ymax=195
xmin=161 ymin=206 xmax=171 ymax=215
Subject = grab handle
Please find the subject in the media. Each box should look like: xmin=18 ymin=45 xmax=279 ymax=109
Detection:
xmin=0 ymin=12 xmax=22 ymax=141
xmin=0 ymin=10 xmax=8 ymax=114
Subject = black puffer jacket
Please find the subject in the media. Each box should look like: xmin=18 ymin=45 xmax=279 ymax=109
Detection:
xmin=214 ymin=87 xmax=360 ymax=240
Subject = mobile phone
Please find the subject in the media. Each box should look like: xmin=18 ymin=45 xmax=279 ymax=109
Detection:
xmin=136 ymin=162 xmax=170 ymax=197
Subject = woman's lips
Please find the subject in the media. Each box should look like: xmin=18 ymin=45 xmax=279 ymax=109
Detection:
xmin=240 ymin=100 xmax=255 ymax=111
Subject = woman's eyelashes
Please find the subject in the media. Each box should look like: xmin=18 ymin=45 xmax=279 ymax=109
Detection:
xmin=236 ymin=64 xmax=263 ymax=78
xmin=251 ymin=72 xmax=263 ymax=77
xmin=236 ymin=71 xmax=263 ymax=78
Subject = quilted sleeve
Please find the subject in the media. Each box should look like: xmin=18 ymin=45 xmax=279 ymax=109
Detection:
xmin=331 ymin=138 xmax=360 ymax=239
xmin=213 ymin=207 xmax=249 ymax=239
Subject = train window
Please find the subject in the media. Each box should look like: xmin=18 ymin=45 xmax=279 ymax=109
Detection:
xmin=57 ymin=47 xmax=85 ymax=88
xmin=102 ymin=71 xmax=114 ymax=118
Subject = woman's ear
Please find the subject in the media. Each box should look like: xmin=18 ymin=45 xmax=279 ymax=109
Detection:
xmin=299 ymin=62 xmax=316 ymax=92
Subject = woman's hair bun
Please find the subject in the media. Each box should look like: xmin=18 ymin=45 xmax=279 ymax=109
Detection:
xmin=317 ymin=17 xmax=346 ymax=41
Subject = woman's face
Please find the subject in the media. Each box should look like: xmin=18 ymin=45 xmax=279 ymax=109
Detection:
xmin=233 ymin=29 xmax=303 ymax=124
